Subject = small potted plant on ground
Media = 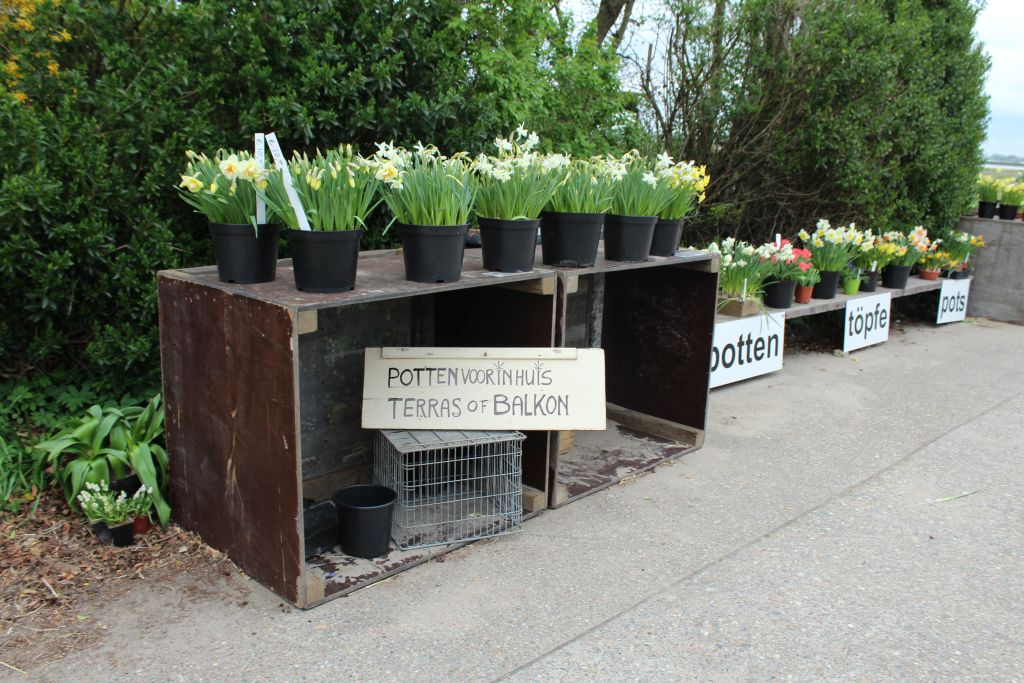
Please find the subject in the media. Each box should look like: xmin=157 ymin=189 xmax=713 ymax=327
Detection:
xmin=760 ymin=240 xmax=810 ymax=309
xmin=603 ymin=152 xmax=675 ymax=262
xmin=472 ymin=127 xmax=560 ymax=272
xmin=798 ymin=219 xmax=860 ymax=300
xmin=998 ymin=181 xmax=1022 ymax=220
xmin=708 ymin=238 xmax=771 ymax=316
xmin=650 ymin=157 xmax=709 ymax=256
xmin=842 ymin=266 xmax=863 ymax=295
xmin=129 ymin=485 xmax=155 ymax=536
xmin=880 ymin=227 xmax=930 ymax=288
xmin=541 ymin=158 xmax=614 ymax=267
xmin=977 ymin=175 xmax=1000 ymax=218
xmin=369 ymin=143 xmax=476 ymax=283
xmin=77 ymin=481 xmax=136 ymax=547
xmin=177 ymin=149 xmax=281 ymax=284
xmin=261 ymin=145 xmax=380 ymax=292
xmin=794 ymin=265 xmax=820 ymax=304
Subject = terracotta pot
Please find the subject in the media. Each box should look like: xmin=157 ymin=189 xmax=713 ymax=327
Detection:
xmin=918 ymin=268 xmax=940 ymax=281
xmin=794 ymin=284 xmax=813 ymax=304
xmin=133 ymin=515 xmax=152 ymax=536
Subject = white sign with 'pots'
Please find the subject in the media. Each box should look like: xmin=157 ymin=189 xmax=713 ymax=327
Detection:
xmin=709 ymin=312 xmax=786 ymax=388
xmin=361 ymin=347 xmax=606 ymax=430
xmin=843 ymin=292 xmax=892 ymax=352
xmin=936 ymin=279 xmax=971 ymax=324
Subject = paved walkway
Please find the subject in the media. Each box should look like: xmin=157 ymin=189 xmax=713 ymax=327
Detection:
xmin=28 ymin=319 xmax=1024 ymax=682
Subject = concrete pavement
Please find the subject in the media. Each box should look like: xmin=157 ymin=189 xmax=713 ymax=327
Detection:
xmin=25 ymin=318 xmax=1024 ymax=682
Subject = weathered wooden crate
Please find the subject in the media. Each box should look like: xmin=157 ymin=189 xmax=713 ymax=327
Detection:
xmin=158 ymin=245 xmax=718 ymax=607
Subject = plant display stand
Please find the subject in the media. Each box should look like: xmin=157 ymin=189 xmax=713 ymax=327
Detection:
xmin=157 ymin=245 xmax=718 ymax=607
xmin=752 ymin=275 xmax=946 ymax=319
xmin=958 ymin=215 xmax=1024 ymax=323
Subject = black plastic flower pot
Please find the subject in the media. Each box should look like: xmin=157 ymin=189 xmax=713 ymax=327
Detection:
xmin=479 ymin=218 xmax=540 ymax=272
xmin=397 ymin=223 xmax=468 ymax=283
xmin=109 ymin=521 xmax=135 ymax=548
xmin=860 ymin=271 xmax=880 ymax=292
xmin=332 ymin=485 xmax=397 ymax=559
xmin=881 ymin=264 xmax=911 ymax=289
xmin=603 ymin=214 xmax=658 ymax=262
xmin=90 ymin=521 xmax=112 ymax=544
xmin=978 ymin=201 xmax=997 ymax=219
xmin=209 ymin=222 xmax=281 ymax=284
xmin=763 ymin=280 xmax=797 ymax=309
xmin=812 ymin=270 xmax=841 ymax=299
xmin=540 ymin=212 xmax=603 ymax=267
xmin=649 ymin=218 xmax=685 ymax=257
xmin=287 ymin=229 xmax=362 ymax=293
xmin=998 ymin=203 xmax=1019 ymax=220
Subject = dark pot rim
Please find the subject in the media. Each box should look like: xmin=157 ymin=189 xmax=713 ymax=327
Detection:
xmin=209 ymin=222 xmax=283 ymax=234
xmin=396 ymin=223 xmax=469 ymax=235
xmin=605 ymin=213 xmax=659 ymax=222
xmin=286 ymin=227 xmax=364 ymax=241
xmin=478 ymin=217 xmax=541 ymax=228
xmin=541 ymin=211 xmax=605 ymax=220
xmin=332 ymin=485 xmax=397 ymax=510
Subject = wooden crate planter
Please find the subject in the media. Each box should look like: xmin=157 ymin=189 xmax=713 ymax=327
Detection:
xmin=158 ymin=246 xmax=719 ymax=606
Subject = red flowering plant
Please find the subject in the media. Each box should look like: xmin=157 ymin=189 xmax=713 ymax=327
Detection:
xmin=760 ymin=239 xmax=813 ymax=284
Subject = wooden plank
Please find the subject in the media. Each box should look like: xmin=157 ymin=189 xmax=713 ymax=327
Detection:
xmin=558 ymin=430 xmax=574 ymax=454
xmin=606 ymin=403 xmax=701 ymax=445
xmin=296 ymin=309 xmax=318 ymax=335
xmin=158 ymin=276 xmax=302 ymax=604
xmin=496 ymin=274 xmax=577 ymax=296
xmin=522 ymin=485 xmax=546 ymax=513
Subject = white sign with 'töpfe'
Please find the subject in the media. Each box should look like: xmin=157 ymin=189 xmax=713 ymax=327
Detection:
xmin=844 ymin=292 xmax=891 ymax=352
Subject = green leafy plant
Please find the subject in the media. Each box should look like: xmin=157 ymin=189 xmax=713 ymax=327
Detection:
xmin=77 ymin=480 xmax=138 ymax=525
xmin=977 ymin=175 xmax=1000 ymax=203
xmin=0 ymin=432 xmax=48 ymax=515
xmin=35 ymin=394 xmax=170 ymax=526
xmin=657 ymin=157 xmax=711 ymax=220
xmin=1000 ymin=181 xmax=1024 ymax=206
xmin=842 ymin=265 xmax=863 ymax=285
xmin=606 ymin=153 xmax=674 ymax=217
xmin=797 ymin=219 xmax=862 ymax=272
xmin=368 ymin=144 xmax=476 ymax=227
xmin=546 ymin=159 xmax=615 ymax=214
xmin=796 ymin=265 xmax=821 ymax=287
xmin=262 ymin=145 xmax=381 ymax=231
xmin=472 ymin=127 xmax=561 ymax=220
xmin=707 ymin=238 xmax=772 ymax=299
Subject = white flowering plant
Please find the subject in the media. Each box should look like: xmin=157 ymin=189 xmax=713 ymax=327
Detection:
xmin=472 ymin=127 xmax=561 ymax=220
xmin=604 ymin=151 xmax=674 ymax=217
xmin=76 ymin=481 xmax=152 ymax=525
xmin=177 ymin=149 xmax=272 ymax=228
xmin=261 ymin=145 xmax=381 ymax=231
xmin=797 ymin=219 xmax=863 ymax=272
xmin=546 ymin=158 xmax=616 ymax=214
xmin=881 ymin=226 xmax=931 ymax=267
xmin=707 ymin=237 xmax=772 ymax=299
xmin=363 ymin=143 xmax=475 ymax=226
xmin=655 ymin=154 xmax=711 ymax=220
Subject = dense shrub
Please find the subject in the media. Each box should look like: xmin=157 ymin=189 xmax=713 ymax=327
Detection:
xmin=0 ymin=0 xmax=636 ymax=383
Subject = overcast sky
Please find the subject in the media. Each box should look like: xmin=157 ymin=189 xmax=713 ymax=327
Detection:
xmin=976 ymin=0 xmax=1024 ymax=157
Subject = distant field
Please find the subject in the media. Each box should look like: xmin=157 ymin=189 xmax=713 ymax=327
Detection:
xmin=982 ymin=163 xmax=1023 ymax=180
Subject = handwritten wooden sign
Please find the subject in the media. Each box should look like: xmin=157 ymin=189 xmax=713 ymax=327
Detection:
xmin=361 ymin=347 xmax=606 ymax=430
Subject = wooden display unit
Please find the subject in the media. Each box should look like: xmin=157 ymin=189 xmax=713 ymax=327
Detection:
xmin=157 ymin=245 xmax=718 ymax=607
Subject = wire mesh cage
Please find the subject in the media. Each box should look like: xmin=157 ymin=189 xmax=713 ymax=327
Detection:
xmin=373 ymin=430 xmax=525 ymax=550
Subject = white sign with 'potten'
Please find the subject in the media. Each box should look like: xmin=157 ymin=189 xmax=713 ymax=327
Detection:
xmin=844 ymin=292 xmax=891 ymax=352
xmin=709 ymin=312 xmax=786 ymax=388
xmin=936 ymin=279 xmax=971 ymax=324
xmin=361 ymin=347 xmax=606 ymax=430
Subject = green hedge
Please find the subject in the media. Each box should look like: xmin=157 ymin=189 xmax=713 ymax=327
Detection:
xmin=0 ymin=0 xmax=638 ymax=383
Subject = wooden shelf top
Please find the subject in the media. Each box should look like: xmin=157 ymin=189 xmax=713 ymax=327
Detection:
xmin=158 ymin=245 xmax=717 ymax=312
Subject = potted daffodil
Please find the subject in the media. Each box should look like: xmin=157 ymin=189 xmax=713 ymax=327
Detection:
xmin=650 ymin=156 xmax=710 ymax=257
xmin=541 ymin=157 xmax=614 ymax=267
xmin=177 ymin=149 xmax=281 ymax=284
xmin=602 ymin=151 xmax=675 ymax=262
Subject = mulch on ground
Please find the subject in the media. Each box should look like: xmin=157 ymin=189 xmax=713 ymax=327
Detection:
xmin=0 ymin=488 xmax=231 ymax=672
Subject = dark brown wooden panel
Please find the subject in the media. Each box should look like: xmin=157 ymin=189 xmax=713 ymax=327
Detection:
xmin=158 ymin=276 xmax=301 ymax=603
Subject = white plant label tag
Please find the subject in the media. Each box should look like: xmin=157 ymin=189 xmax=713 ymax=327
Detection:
xmin=775 ymin=233 xmax=781 ymax=248
xmin=265 ymin=132 xmax=311 ymax=231
xmin=936 ymin=279 xmax=970 ymax=324
xmin=254 ymin=133 xmax=266 ymax=224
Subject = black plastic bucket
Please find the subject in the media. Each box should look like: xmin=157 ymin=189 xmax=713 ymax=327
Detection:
xmin=209 ymin=223 xmax=281 ymax=284
xmin=540 ymin=212 xmax=603 ymax=267
xmin=397 ymin=224 xmax=468 ymax=283
xmin=763 ymin=280 xmax=796 ymax=309
xmin=812 ymin=270 xmax=841 ymax=299
xmin=860 ymin=270 xmax=880 ymax=292
xmin=603 ymin=214 xmax=657 ymax=262
xmin=882 ymin=264 xmax=911 ymax=289
xmin=287 ymin=228 xmax=362 ymax=292
xmin=978 ymin=201 xmax=996 ymax=219
xmin=332 ymin=485 xmax=397 ymax=559
xmin=998 ymin=203 xmax=1018 ymax=220
xmin=649 ymin=218 xmax=684 ymax=256
xmin=479 ymin=217 xmax=539 ymax=272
